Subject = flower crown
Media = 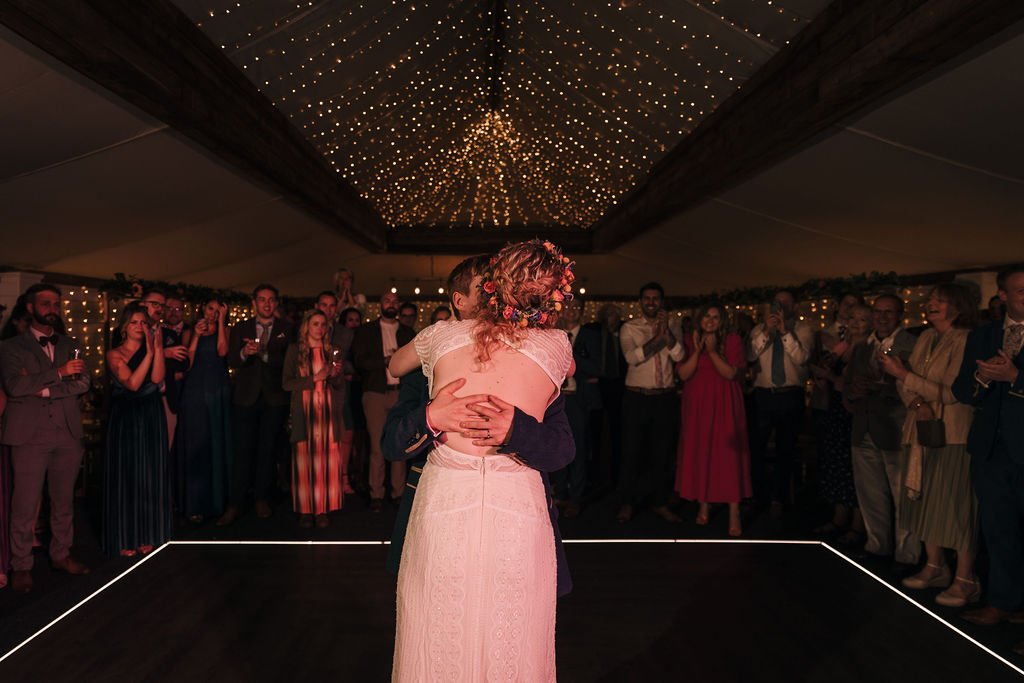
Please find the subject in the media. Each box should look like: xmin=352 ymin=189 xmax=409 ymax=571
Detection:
xmin=480 ymin=240 xmax=576 ymax=328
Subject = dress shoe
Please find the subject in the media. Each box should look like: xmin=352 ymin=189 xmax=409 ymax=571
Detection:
xmin=654 ymin=505 xmax=682 ymax=524
xmin=935 ymin=577 xmax=982 ymax=608
xmin=255 ymin=500 xmax=272 ymax=519
xmin=216 ymin=505 xmax=240 ymax=526
xmin=901 ymin=563 xmax=951 ymax=590
xmin=11 ymin=570 xmax=32 ymax=593
xmin=616 ymin=504 xmax=633 ymax=523
xmin=315 ymin=514 xmax=330 ymax=529
xmin=52 ymin=556 xmax=90 ymax=575
xmin=961 ymin=605 xmax=1024 ymax=626
xmin=370 ymin=498 xmax=384 ymax=513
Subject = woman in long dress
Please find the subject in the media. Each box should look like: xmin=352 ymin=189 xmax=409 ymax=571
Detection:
xmin=675 ymin=303 xmax=751 ymax=536
xmin=282 ymin=309 xmax=346 ymax=528
xmin=103 ymin=302 xmax=171 ymax=556
xmin=388 ymin=240 xmax=575 ymax=682
xmin=174 ymin=298 xmax=232 ymax=523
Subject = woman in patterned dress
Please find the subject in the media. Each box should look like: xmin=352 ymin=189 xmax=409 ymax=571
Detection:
xmin=282 ymin=310 xmax=346 ymax=528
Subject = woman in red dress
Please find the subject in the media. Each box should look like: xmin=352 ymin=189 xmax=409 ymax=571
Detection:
xmin=675 ymin=303 xmax=752 ymax=536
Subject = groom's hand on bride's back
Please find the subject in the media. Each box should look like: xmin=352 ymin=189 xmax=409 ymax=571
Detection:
xmin=425 ymin=378 xmax=491 ymax=434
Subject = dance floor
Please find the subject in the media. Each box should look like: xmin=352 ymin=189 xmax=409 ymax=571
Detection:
xmin=1 ymin=540 xmax=1020 ymax=682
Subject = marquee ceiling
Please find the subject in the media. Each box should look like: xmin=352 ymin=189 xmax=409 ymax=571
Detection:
xmin=175 ymin=0 xmax=829 ymax=229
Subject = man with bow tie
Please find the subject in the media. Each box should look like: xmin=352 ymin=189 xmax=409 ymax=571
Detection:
xmin=1 ymin=284 xmax=91 ymax=592
xmin=217 ymin=284 xmax=293 ymax=525
xmin=954 ymin=265 xmax=1024 ymax=632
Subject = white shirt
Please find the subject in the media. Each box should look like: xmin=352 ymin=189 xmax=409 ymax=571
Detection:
xmin=620 ymin=317 xmax=684 ymax=389
xmin=748 ymin=321 xmax=814 ymax=389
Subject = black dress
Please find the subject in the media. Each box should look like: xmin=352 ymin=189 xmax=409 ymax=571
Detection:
xmin=103 ymin=346 xmax=171 ymax=554
xmin=174 ymin=333 xmax=233 ymax=518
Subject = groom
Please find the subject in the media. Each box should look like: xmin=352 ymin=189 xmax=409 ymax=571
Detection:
xmin=382 ymin=255 xmax=577 ymax=596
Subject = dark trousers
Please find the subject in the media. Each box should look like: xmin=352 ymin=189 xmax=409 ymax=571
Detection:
xmin=231 ymin=401 xmax=288 ymax=506
xmin=973 ymin=439 xmax=1024 ymax=611
xmin=593 ymin=378 xmax=625 ymax=488
xmin=751 ymin=388 xmax=805 ymax=504
xmin=554 ymin=393 xmax=588 ymax=504
xmin=619 ymin=390 xmax=679 ymax=508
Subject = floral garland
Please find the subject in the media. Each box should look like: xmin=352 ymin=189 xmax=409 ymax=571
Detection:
xmin=481 ymin=239 xmax=576 ymax=328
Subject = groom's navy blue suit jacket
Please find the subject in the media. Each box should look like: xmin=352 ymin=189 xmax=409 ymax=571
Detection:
xmin=382 ymin=369 xmax=576 ymax=597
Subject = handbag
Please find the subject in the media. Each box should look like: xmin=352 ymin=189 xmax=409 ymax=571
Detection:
xmin=916 ymin=402 xmax=946 ymax=449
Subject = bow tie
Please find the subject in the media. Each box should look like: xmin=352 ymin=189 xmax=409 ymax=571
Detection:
xmin=38 ymin=335 xmax=58 ymax=347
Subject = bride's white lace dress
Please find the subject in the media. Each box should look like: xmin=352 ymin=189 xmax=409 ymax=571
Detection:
xmin=392 ymin=319 xmax=572 ymax=682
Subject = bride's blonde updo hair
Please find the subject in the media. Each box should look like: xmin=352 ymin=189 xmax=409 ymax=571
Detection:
xmin=474 ymin=239 xmax=576 ymax=361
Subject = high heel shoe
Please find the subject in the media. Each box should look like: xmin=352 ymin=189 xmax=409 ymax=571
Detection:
xmin=935 ymin=576 xmax=982 ymax=607
xmin=728 ymin=519 xmax=742 ymax=538
xmin=901 ymin=562 xmax=951 ymax=590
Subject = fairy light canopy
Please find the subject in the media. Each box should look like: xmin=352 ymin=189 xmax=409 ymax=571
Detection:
xmin=174 ymin=0 xmax=830 ymax=230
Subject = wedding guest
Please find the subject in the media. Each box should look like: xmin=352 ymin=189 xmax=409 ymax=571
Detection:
xmin=554 ymin=296 xmax=601 ymax=518
xmin=987 ymin=295 xmax=1006 ymax=323
xmin=747 ymin=290 xmax=814 ymax=515
xmin=316 ymin=291 xmax=354 ymax=492
xmin=139 ymin=288 xmax=166 ymax=327
xmin=809 ymin=295 xmax=864 ymax=538
xmin=2 ymin=284 xmax=91 ymax=592
xmin=218 ymin=284 xmax=292 ymax=525
xmin=161 ymin=295 xmax=190 ymax=448
xmin=675 ymin=303 xmax=751 ymax=536
xmin=953 ymin=265 xmax=1024 ymax=630
xmin=844 ymin=294 xmax=920 ymax=566
xmin=430 ymin=306 xmax=452 ymax=324
xmin=398 ymin=302 xmax=419 ymax=331
xmin=283 ymin=310 xmax=347 ymax=528
xmin=353 ymin=292 xmax=415 ymax=510
xmin=881 ymin=283 xmax=978 ymax=606
xmin=587 ymin=303 xmax=627 ymax=493
xmin=333 ymin=268 xmax=367 ymax=312
xmin=339 ymin=306 xmax=367 ymax=494
xmin=104 ymin=302 xmax=171 ymax=556
xmin=617 ymin=282 xmax=685 ymax=524
xmin=175 ymin=298 xmax=232 ymax=523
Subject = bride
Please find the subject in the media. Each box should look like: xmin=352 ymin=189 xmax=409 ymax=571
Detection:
xmin=388 ymin=240 xmax=576 ymax=682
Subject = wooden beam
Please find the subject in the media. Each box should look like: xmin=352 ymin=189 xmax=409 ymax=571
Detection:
xmin=386 ymin=225 xmax=592 ymax=255
xmin=0 ymin=0 xmax=388 ymax=252
xmin=592 ymin=0 xmax=1024 ymax=252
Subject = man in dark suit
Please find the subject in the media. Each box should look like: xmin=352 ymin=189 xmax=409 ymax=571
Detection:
xmin=954 ymin=265 xmax=1024 ymax=627
xmin=586 ymin=303 xmax=627 ymax=493
xmin=1 ymin=284 xmax=91 ymax=592
xmin=554 ymin=296 xmax=602 ymax=517
xmin=843 ymin=294 xmax=920 ymax=565
xmin=160 ymin=294 xmax=190 ymax=449
xmin=353 ymin=291 xmax=415 ymax=510
xmin=381 ymin=254 xmax=577 ymax=596
xmin=217 ymin=284 xmax=292 ymax=525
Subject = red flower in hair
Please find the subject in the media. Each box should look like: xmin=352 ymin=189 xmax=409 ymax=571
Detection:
xmin=503 ymin=305 xmax=515 ymax=320
xmin=483 ymin=280 xmax=496 ymax=294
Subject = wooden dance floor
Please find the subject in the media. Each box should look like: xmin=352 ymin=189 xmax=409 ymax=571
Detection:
xmin=0 ymin=542 xmax=1019 ymax=682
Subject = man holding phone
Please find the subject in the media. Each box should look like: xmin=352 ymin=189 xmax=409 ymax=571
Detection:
xmin=748 ymin=290 xmax=814 ymax=516
xmin=843 ymin=294 xmax=919 ymax=565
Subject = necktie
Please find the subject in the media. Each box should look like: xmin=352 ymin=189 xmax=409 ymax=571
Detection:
xmin=771 ymin=332 xmax=786 ymax=387
xmin=257 ymin=323 xmax=271 ymax=362
xmin=38 ymin=335 xmax=58 ymax=347
xmin=1004 ymin=324 xmax=1024 ymax=358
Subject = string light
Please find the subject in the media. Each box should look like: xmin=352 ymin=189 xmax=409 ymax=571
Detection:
xmin=182 ymin=0 xmax=824 ymax=229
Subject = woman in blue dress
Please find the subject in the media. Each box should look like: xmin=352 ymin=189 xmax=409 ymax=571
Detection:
xmin=174 ymin=298 xmax=232 ymax=523
xmin=104 ymin=302 xmax=171 ymax=556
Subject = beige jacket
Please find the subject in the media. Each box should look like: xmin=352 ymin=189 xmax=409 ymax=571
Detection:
xmin=896 ymin=327 xmax=972 ymax=446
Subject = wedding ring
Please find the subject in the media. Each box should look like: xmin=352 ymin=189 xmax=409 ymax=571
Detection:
xmin=485 ymin=430 xmax=491 ymax=440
